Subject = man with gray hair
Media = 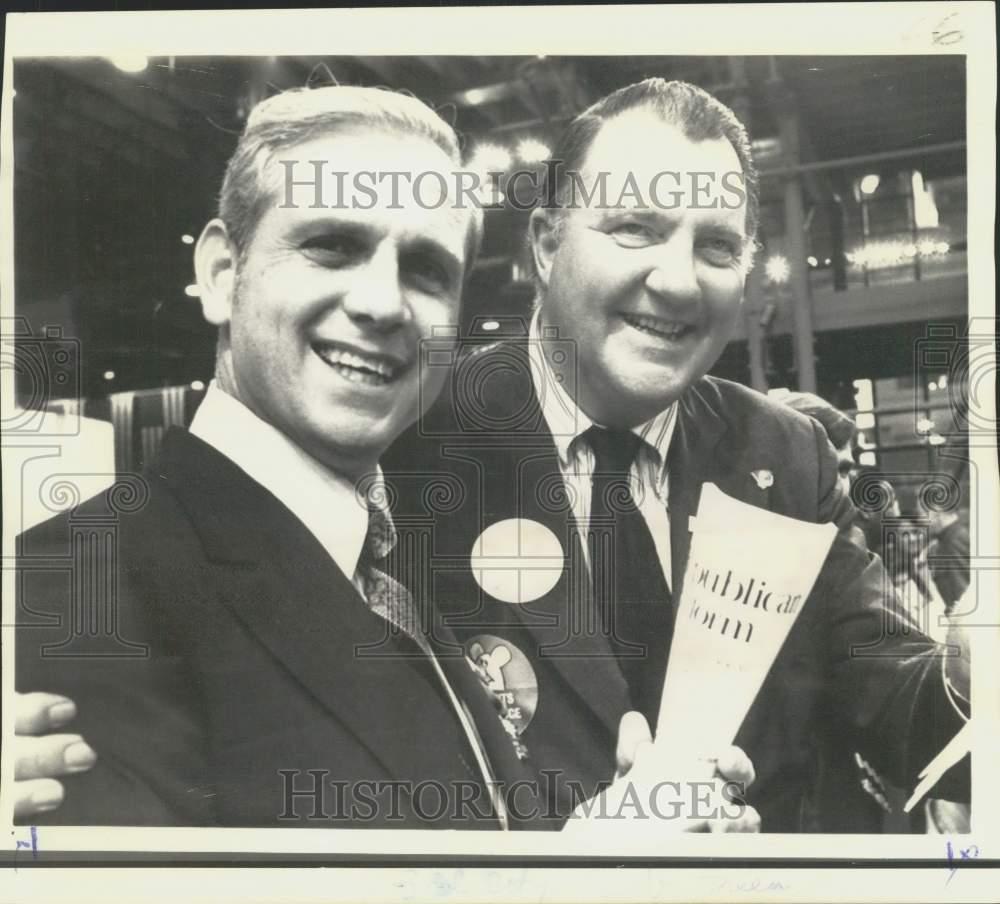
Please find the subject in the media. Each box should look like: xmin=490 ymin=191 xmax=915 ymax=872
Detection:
xmin=14 ymin=84 xmax=528 ymax=827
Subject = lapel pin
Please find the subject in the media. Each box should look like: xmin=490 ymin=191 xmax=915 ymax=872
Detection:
xmin=466 ymin=635 xmax=538 ymax=759
xmin=751 ymin=469 xmax=774 ymax=490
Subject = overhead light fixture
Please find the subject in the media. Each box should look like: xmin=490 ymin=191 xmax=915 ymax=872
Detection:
xmin=463 ymin=88 xmax=489 ymax=106
xmin=807 ymin=255 xmax=818 ymax=267
xmin=184 ymin=284 xmax=201 ymax=298
xmin=469 ymin=143 xmax=512 ymax=173
xmin=190 ymin=380 xmax=206 ymax=391
xmin=847 ymin=239 xmax=949 ymax=269
xmin=103 ymin=370 xmax=116 ymax=381
xmin=108 ymin=55 xmax=148 ymax=74
xmin=911 ymin=170 xmax=940 ymax=229
xmin=481 ymin=320 xmax=500 ymax=332
xmin=764 ymin=254 xmax=790 ymax=284
xmin=516 ymin=138 xmax=551 ymax=164
xmin=181 ymin=234 xmax=195 ymax=245
xmin=859 ymin=174 xmax=880 ymax=196
xmin=852 ymin=378 xmax=874 ymax=413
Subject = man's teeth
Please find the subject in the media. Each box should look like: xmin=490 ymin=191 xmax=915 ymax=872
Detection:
xmin=315 ymin=346 xmax=398 ymax=383
xmin=622 ymin=313 xmax=691 ymax=339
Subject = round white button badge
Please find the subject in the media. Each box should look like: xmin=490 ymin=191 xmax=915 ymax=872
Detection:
xmin=469 ymin=518 xmax=564 ymax=604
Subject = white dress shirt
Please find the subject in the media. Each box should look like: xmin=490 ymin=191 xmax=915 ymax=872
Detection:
xmin=528 ymin=312 xmax=678 ymax=589
xmin=189 ymin=382 xmax=376 ymax=587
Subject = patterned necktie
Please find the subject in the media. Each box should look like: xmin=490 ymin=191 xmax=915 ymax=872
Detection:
xmin=585 ymin=424 xmax=674 ymax=731
xmin=358 ymin=505 xmax=533 ymax=768
xmin=359 ymin=504 xmax=433 ymax=655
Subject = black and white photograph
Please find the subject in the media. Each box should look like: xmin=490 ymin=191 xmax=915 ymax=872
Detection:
xmin=1 ymin=4 xmax=997 ymax=902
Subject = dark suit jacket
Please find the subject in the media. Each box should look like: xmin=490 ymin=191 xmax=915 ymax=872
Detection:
xmin=15 ymin=428 xmax=531 ymax=828
xmin=382 ymin=340 xmax=969 ymax=832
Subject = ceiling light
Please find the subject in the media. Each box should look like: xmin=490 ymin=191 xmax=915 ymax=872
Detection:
xmin=764 ymin=254 xmax=790 ymax=284
xmin=481 ymin=320 xmax=500 ymax=332
xmin=181 ymin=234 xmax=195 ymax=245
xmin=190 ymin=380 xmax=206 ymax=391
xmin=103 ymin=370 xmax=116 ymax=381
xmin=859 ymin=174 xmax=880 ymax=195
xmin=516 ymin=139 xmax=551 ymax=164
xmin=184 ymin=284 xmax=201 ymax=298
xmin=469 ymin=143 xmax=512 ymax=173
xmin=912 ymin=170 xmax=940 ymax=229
xmin=108 ymin=55 xmax=148 ymax=74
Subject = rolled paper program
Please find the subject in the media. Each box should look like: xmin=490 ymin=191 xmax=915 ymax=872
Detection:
xmin=653 ymin=483 xmax=838 ymax=771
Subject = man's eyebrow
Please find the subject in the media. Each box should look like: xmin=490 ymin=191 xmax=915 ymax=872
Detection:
xmin=697 ymin=223 xmax=748 ymax=245
xmin=289 ymin=215 xmax=375 ymax=239
xmin=289 ymin=216 xmax=463 ymax=266
xmin=403 ymin=236 xmax=464 ymax=276
xmin=598 ymin=208 xmax=748 ymax=243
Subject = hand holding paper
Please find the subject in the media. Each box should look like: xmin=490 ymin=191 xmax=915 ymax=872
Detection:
xmin=562 ymin=712 xmax=761 ymax=835
xmin=563 ymin=483 xmax=838 ymax=836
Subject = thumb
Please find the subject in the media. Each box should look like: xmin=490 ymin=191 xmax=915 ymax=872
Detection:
xmin=615 ymin=710 xmax=653 ymax=777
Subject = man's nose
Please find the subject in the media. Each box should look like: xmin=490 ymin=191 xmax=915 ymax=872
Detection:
xmin=643 ymin=235 xmax=701 ymax=303
xmin=341 ymin=244 xmax=410 ymax=329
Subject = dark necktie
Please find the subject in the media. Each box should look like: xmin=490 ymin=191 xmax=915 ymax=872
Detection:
xmin=585 ymin=424 xmax=674 ymax=731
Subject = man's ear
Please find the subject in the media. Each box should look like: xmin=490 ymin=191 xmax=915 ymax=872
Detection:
xmin=193 ymin=219 xmax=237 ymax=326
xmin=529 ymin=207 xmax=561 ymax=289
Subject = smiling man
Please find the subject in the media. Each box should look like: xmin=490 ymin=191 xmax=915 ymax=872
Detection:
xmin=531 ymin=106 xmax=749 ymax=430
xmin=382 ymin=78 xmax=970 ymax=831
xmin=13 ymin=85 xmax=542 ymax=828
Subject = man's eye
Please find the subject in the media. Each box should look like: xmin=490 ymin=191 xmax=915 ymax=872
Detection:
xmin=300 ymin=235 xmax=365 ymax=265
xmin=699 ymin=237 xmax=741 ymax=265
xmin=609 ymin=222 xmax=655 ymax=246
xmin=401 ymin=253 xmax=451 ymax=294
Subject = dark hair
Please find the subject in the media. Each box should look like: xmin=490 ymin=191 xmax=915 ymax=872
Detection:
xmin=540 ymin=78 xmax=759 ymax=239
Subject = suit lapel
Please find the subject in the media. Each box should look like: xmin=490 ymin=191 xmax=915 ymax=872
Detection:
xmin=158 ymin=429 xmax=474 ymax=787
xmin=451 ymin=344 xmax=631 ymax=739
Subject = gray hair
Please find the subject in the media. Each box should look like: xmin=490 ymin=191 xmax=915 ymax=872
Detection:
xmin=218 ymin=85 xmax=483 ymax=272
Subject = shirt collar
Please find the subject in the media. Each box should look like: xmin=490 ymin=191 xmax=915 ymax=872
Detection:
xmin=528 ymin=309 xmax=678 ymax=485
xmin=189 ymin=382 xmax=377 ymax=581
